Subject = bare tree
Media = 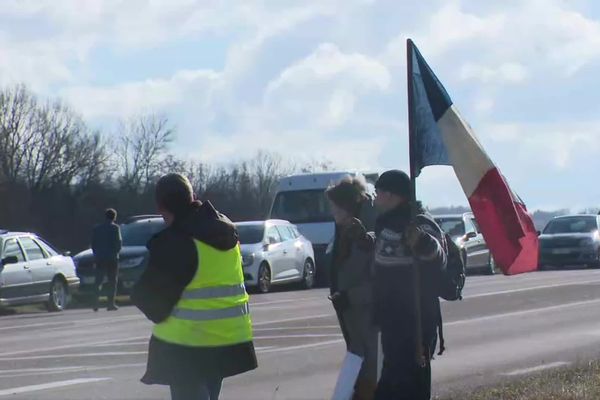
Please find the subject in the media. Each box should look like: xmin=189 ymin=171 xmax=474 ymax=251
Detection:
xmin=0 ymin=85 xmax=38 ymax=183
xmin=115 ymin=114 xmax=175 ymax=192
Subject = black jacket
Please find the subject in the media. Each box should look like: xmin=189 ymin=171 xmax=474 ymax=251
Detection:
xmin=131 ymin=201 xmax=257 ymax=385
xmin=373 ymin=203 xmax=446 ymax=356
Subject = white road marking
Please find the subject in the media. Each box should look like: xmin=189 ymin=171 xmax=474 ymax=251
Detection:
xmin=254 ymin=325 xmax=340 ymax=332
xmin=251 ymin=297 xmax=323 ymax=307
xmin=253 ymin=313 xmax=334 ymax=326
xmin=446 ymin=298 xmax=600 ymax=327
xmin=0 ymin=351 xmax=147 ymax=361
xmin=259 ymin=339 xmax=343 ymax=354
xmin=0 ymin=335 xmax=149 ymax=357
xmin=255 ymin=334 xmax=343 ymax=340
xmin=502 ymin=361 xmax=571 ymax=376
xmin=0 ymin=378 xmax=111 ymax=396
xmin=464 ymin=279 xmax=600 ymax=299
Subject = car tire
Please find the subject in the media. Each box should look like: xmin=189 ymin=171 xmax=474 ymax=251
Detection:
xmin=257 ymin=263 xmax=272 ymax=294
xmin=301 ymin=259 xmax=315 ymax=290
xmin=47 ymin=277 xmax=69 ymax=312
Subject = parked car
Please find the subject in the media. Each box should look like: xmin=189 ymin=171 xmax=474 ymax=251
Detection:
xmin=538 ymin=214 xmax=600 ymax=269
xmin=237 ymin=220 xmax=315 ymax=293
xmin=0 ymin=230 xmax=79 ymax=311
xmin=434 ymin=213 xmax=495 ymax=275
xmin=73 ymin=215 xmax=165 ymax=296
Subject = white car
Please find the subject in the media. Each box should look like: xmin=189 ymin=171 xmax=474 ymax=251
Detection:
xmin=0 ymin=230 xmax=79 ymax=311
xmin=236 ymin=220 xmax=315 ymax=293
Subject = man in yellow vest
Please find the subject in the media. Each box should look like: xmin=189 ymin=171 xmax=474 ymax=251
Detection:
xmin=132 ymin=173 xmax=257 ymax=400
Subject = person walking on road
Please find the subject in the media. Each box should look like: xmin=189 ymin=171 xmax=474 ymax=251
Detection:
xmin=372 ymin=170 xmax=446 ymax=400
xmin=91 ymin=208 xmax=122 ymax=312
xmin=326 ymin=176 xmax=379 ymax=400
xmin=132 ymin=173 xmax=257 ymax=400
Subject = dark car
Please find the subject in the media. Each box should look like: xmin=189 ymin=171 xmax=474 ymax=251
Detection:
xmin=538 ymin=215 xmax=600 ymax=269
xmin=434 ymin=213 xmax=495 ymax=275
xmin=73 ymin=215 xmax=165 ymax=296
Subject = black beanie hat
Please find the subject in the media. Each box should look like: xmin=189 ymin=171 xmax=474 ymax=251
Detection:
xmin=375 ymin=170 xmax=411 ymax=197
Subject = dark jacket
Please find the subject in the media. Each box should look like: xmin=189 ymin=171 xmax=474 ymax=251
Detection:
xmin=373 ymin=203 xmax=446 ymax=357
xmin=131 ymin=201 xmax=257 ymax=385
xmin=91 ymin=221 xmax=122 ymax=262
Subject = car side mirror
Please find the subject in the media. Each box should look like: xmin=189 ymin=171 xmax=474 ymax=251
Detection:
xmin=536 ymin=231 xmax=541 ymax=236
xmin=62 ymin=251 xmax=71 ymax=257
xmin=465 ymin=232 xmax=477 ymax=240
xmin=1 ymin=255 xmax=19 ymax=266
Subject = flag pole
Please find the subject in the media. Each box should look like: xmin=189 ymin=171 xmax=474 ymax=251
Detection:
xmin=406 ymin=38 xmax=426 ymax=367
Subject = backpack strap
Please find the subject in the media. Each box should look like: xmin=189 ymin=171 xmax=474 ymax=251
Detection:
xmin=437 ymin=301 xmax=446 ymax=356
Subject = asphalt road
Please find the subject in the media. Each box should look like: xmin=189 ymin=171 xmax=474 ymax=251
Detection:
xmin=1 ymin=269 xmax=600 ymax=399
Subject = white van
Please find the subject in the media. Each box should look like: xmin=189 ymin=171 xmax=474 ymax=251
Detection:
xmin=268 ymin=172 xmax=378 ymax=286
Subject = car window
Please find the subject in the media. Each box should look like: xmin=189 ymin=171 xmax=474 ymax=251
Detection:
xmin=121 ymin=220 xmax=165 ymax=247
xmin=543 ymin=216 xmax=598 ymax=234
xmin=435 ymin=218 xmax=465 ymax=238
xmin=36 ymin=238 xmax=59 ymax=257
xmin=292 ymin=226 xmax=302 ymax=238
xmin=236 ymin=224 xmax=265 ymax=244
xmin=470 ymin=218 xmax=481 ymax=233
xmin=270 ymin=190 xmax=333 ymax=224
xmin=19 ymin=237 xmax=46 ymax=261
xmin=464 ymin=218 xmax=477 ymax=234
xmin=277 ymin=226 xmax=295 ymax=242
xmin=266 ymin=226 xmax=281 ymax=244
xmin=3 ymin=239 xmax=25 ymax=262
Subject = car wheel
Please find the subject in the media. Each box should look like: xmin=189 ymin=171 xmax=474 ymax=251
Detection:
xmin=486 ymin=254 xmax=496 ymax=275
xmin=47 ymin=278 xmax=69 ymax=312
xmin=301 ymin=259 xmax=315 ymax=290
xmin=257 ymin=263 xmax=272 ymax=294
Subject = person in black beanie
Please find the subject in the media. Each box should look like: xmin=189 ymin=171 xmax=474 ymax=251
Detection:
xmin=372 ymin=170 xmax=446 ymax=400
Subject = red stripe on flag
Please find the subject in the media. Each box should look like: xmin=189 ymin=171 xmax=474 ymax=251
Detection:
xmin=468 ymin=168 xmax=539 ymax=275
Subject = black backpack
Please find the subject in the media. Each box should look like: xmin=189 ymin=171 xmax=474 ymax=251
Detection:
xmin=435 ymin=232 xmax=466 ymax=356
xmin=439 ymin=233 xmax=466 ymax=301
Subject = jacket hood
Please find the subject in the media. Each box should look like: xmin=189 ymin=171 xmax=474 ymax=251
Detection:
xmin=172 ymin=200 xmax=239 ymax=251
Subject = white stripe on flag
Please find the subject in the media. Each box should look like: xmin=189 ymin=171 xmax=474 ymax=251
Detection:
xmin=437 ymin=105 xmax=494 ymax=197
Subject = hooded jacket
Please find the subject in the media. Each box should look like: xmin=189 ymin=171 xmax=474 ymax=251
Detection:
xmin=132 ymin=201 xmax=257 ymax=385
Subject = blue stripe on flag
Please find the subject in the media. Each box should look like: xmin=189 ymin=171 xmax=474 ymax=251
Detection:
xmin=410 ymin=42 xmax=454 ymax=176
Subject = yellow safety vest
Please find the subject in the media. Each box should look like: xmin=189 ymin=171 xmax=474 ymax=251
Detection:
xmin=153 ymin=241 xmax=253 ymax=347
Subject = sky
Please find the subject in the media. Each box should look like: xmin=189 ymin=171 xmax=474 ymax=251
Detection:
xmin=1 ymin=0 xmax=600 ymax=210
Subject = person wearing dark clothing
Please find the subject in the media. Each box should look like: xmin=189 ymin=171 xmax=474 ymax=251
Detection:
xmin=91 ymin=208 xmax=122 ymax=311
xmin=131 ymin=173 xmax=257 ymax=400
xmin=326 ymin=177 xmax=379 ymax=400
xmin=372 ymin=170 xmax=446 ymax=400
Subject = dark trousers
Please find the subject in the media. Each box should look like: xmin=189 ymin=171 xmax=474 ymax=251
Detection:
xmin=93 ymin=259 xmax=119 ymax=308
xmin=375 ymin=328 xmax=431 ymax=400
xmin=169 ymin=378 xmax=223 ymax=400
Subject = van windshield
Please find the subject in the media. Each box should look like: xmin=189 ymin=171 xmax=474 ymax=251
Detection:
xmin=270 ymin=190 xmax=333 ymax=224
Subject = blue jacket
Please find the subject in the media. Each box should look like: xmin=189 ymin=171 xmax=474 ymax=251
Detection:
xmin=92 ymin=221 xmax=122 ymax=262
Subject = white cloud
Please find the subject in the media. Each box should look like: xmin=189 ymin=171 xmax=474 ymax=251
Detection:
xmin=264 ymin=43 xmax=391 ymax=129
xmin=460 ymin=62 xmax=528 ymax=84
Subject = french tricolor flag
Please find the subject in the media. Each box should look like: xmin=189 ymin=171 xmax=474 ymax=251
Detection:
xmin=407 ymin=39 xmax=539 ymax=275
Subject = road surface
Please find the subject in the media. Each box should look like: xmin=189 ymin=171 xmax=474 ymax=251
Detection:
xmin=1 ymin=269 xmax=600 ymax=399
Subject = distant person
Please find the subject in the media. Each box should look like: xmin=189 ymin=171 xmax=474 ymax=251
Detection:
xmin=372 ymin=170 xmax=446 ymax=400
xmin=326 ymin=176 xmax=378 ymax=400
xmin=132 ymin=173 xmax=257 ymax=400
xmin=91 ymin=208 xmax=122 ymax=312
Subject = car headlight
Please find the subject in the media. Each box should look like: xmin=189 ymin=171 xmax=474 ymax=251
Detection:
xmin=120 ymin=256 xmax=145 ymax=269
xmin=242 ymin=253 xmax=255 ymax=267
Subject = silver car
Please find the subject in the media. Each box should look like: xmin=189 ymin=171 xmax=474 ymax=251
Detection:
xmin=236 ymin=220 xmax=316 ymax=293
xmin=0 ymin=230 xmax=79 ymax=311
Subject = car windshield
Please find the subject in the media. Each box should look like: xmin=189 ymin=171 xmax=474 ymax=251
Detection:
xmin=237 ymin=224 xmax=265 ymax=244
xmin=270 ymin=190 xmax=333 ymax=224
xmin=435 ymin=218 xmax=465 ymax=238
xmin=543 ymin=216 xmax=598 ymax=234
xmin=121 ymin=220 xmax=165 ymax=247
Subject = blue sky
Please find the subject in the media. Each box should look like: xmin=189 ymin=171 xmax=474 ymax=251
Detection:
xmin=1 ymin=0 xmax=600 ymax=210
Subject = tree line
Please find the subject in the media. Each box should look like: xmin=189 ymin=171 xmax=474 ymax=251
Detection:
xmin=0 ymin=85 xmax=331 ymax=253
